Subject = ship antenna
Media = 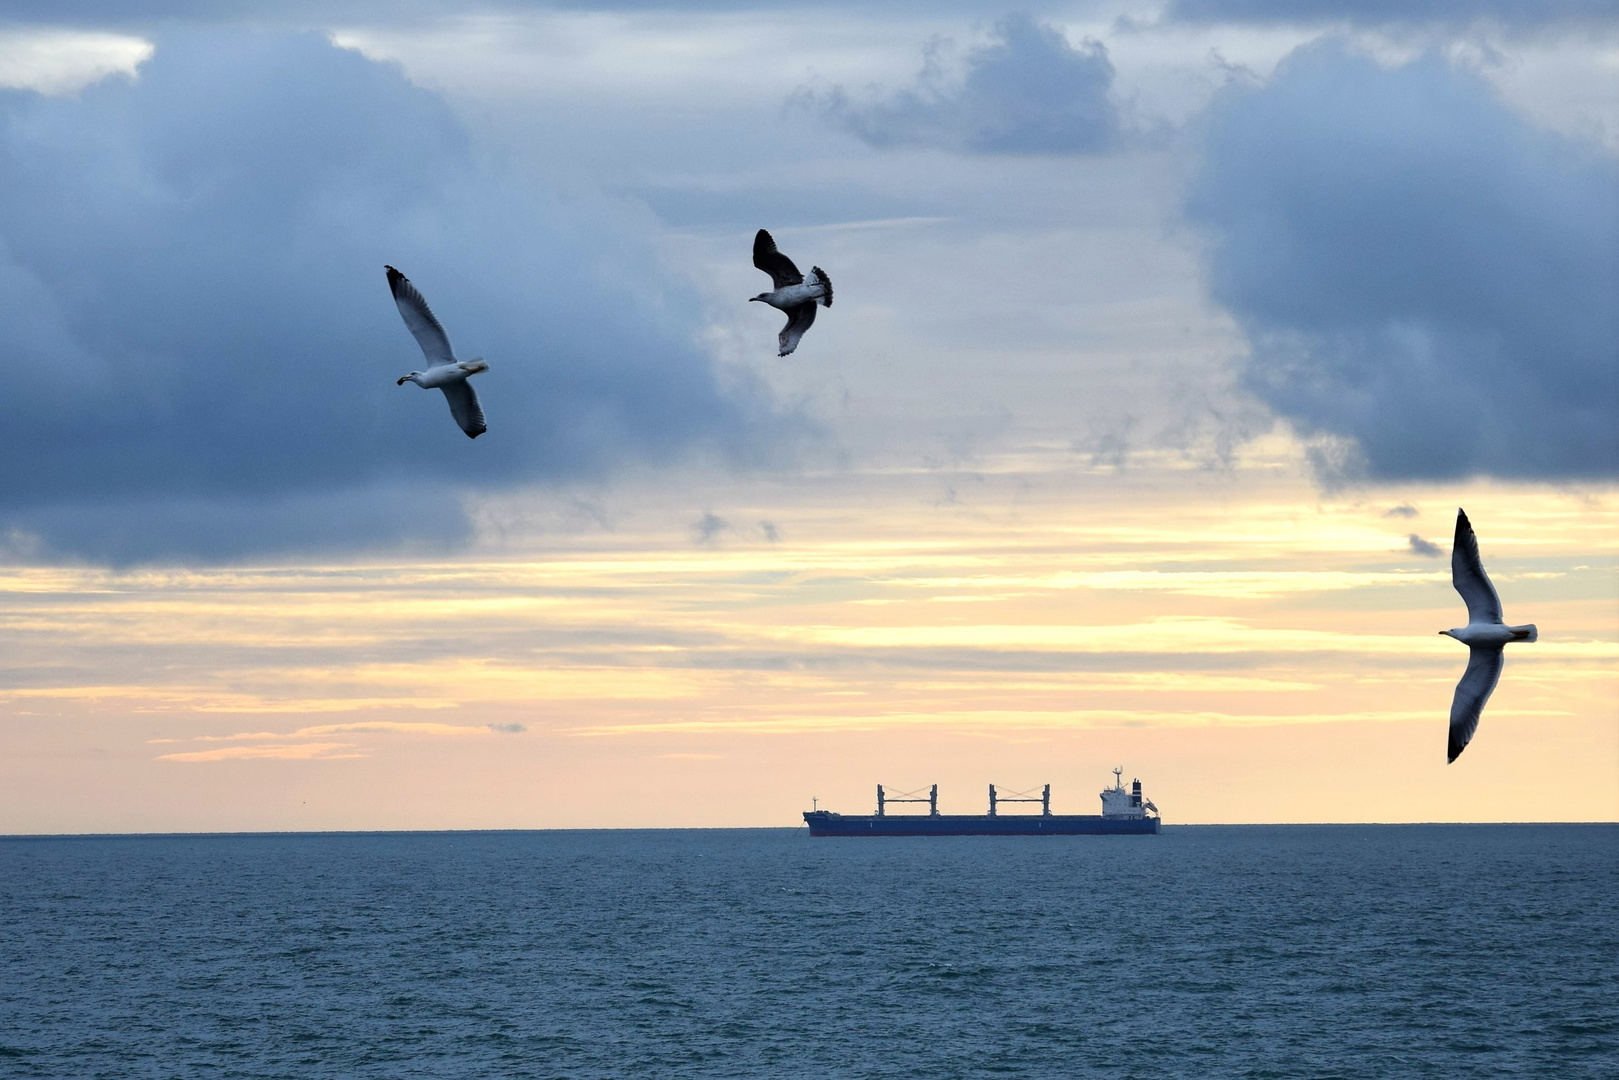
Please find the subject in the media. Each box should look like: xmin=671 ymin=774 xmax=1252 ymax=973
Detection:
xmin=812 ymin=796 xmax=818 ymax=811
xmin=1113 ymin=766 xmax=1123 ymax=790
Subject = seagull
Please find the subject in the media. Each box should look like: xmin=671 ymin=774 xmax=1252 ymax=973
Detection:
xmin=749 ymin=229 xmax=832 ymax=357
xmin=386 ymin=265 xmax=488 ymax=438
xmin=1439 ymin=508 xmax=1537 ymax=763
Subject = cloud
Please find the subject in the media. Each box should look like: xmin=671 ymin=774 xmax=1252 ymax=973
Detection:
xmin=1382 ymin=503 xmax=1419 ymax=518
xmin=194 ymin=721 xmax=494 ymax=741
xmin=156 ymin=719 xmax=507 ymax=760
xmin=0 ymin=29 xmax=790 ymax=562
xmin=1186 ymin=41 xmax=1619 ymax=482
xmin=1406 ymin=534 xmax=1442 ymax=558
xmin=572 ymin=707 xmax=1462 ymax=737
xmin=800 ymin=14 xmax=1121 ymax=154
xmin=691 ymin=511 xmax=732 ymax=545
xmin=0 ymin=29 xmax=152 ymax=95
xmin=157 ymin=742 xmax=361 ymax=762
xmin=0 ymin=2 xmax=1046 ymax=30
xmin=1163 ymin=0 xmax=1617 ymax=29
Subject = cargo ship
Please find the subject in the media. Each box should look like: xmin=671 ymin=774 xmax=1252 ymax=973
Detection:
xmin=803 ymin=768 xmax=1161 ymax=836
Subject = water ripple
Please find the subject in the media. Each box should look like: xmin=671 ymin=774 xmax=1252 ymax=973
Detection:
xmin=0 ymin=824 xmax=1614 ymax=1078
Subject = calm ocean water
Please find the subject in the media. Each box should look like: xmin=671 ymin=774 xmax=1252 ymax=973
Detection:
xmin=1 ymin=825 xmax=1614 ymax=1079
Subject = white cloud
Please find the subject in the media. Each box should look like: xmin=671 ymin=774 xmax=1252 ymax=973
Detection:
xmin=0 ymin=29 xmax=151 ymax=95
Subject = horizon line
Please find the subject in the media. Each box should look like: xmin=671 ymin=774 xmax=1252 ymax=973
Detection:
xmin=3 ymin=820 xmax=1615 ymax=840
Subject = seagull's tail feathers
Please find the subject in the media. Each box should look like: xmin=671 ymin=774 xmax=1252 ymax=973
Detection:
xmin=810 ymin=267 xmax=833 ymax=307
xmin=1510 ymin=623 xmax=1538 ymax=643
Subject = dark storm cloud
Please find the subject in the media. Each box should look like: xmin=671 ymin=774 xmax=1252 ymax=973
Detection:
xmin=1164 ymin=0 xmax=1617 ymax=28
xmin=0 ymin=30 xmax=790 ymax=561
xmin=1185 ymin=41 xmax=1619 ymax=482
xmin=0 ymin=488 xmax=473 ymax=566
xmin=800 ymin=13 xmax=1122 ymax=155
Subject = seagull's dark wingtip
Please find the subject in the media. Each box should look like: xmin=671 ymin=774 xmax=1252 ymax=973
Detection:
xmin=1453 ymin=507 xmax=1475 ymax=548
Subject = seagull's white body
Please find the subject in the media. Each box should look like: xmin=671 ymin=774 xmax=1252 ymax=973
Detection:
xmin=386 ymin=265 xmax=488 ymax=439
xmin=400 ymin=361 xmax=489 ymax=391
xmin=749 ymin=229 xmax=832 ymax=357
xmin=1439 ymin=508 xmax=1537 ymax=763
xmin=1443 ymin=623 xmax=1528 ymax=649
xmin=757 ymin=279 xmax=829 ymax=310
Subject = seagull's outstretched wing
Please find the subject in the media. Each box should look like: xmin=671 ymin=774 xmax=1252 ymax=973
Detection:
xmin=1452 ymin=508 xmax=1502 ymax=624
xmin=753 ymin=229 xmax=803 ymax=289
xmin=777 ymin=303 xmax=816 ymax=357
xmin=1448 ymin=645 xmax=1503 ymax=763
xmin=386 ymin=265 xmax=455 ymax=366
xmin=440 ymin=380 xmax=486 ymax=439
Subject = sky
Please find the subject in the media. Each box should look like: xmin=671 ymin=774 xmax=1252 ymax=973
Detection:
xmin=0 ymin=0 xmax=1614 ymax=831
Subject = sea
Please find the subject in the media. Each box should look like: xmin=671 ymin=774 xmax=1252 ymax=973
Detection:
xmin=1 ymin=824 xmax=1614 ymax=1079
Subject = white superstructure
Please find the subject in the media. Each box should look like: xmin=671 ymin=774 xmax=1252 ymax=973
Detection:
xmin=1099 ymin=767 xmax=1159 ymax=820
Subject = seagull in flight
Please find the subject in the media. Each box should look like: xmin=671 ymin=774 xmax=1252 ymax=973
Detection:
xmin=749 ymin=229 xmax=832 ymax=357
xmin=1439 ymin=508 xmax=1537 ymax=763
xmin=386 ymin=265 xmax=488 ymax=439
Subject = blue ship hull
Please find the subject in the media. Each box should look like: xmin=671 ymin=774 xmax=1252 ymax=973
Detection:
xmin=803 ymin=811 xmax=1160 ymax=836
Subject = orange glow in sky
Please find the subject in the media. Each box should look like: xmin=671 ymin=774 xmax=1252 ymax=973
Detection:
xmin=4 ymin=443 xmax=1614 ymax=831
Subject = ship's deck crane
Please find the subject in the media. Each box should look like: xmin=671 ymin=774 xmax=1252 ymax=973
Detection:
xmin=988 ymin=784 xmax=1051 ymax=816
xmin=875 ymin=784 xmax=938 ymax=816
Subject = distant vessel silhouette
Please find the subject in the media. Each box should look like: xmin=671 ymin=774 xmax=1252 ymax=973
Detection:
xmin=803 ymin=768 xmax=1161 ymax=836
